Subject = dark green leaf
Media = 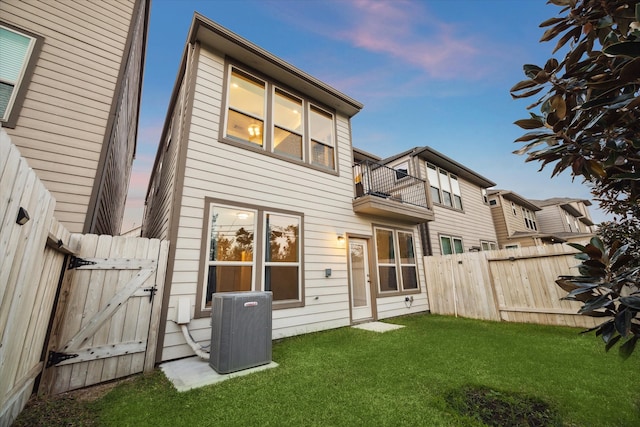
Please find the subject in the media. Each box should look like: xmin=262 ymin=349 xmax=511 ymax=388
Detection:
xmin=511 ymin=86 xmax=544 ymax=99
xmin=514 ymin=132 xmax=553 ymax=142
xmin=605 ymin=334 xmax=622 ymax=352
xmin=619 ymin=336 xmax=638 ymax=360
xmin=580 ymin=294 xmax=613 ymax=315
xmin=600 ymin=320 xmax=616 ymax=343
xmin=514 ymin=119 xmax=544 ymax=129
xmin=614 ymin=308 xmax=633 ymax=337
xmin=589 ymin=237 xmax=606 ymax=255
xmin=553 ymin=27 xmax=581 ymax=53
xmin=604 ymin=41 xmax=640 ymax=57
xmin=567 ymin=242 xmax=586 ymax=252
xmin=620 ymin=296 xmax=640 ymax=310
xmin=510 ymin=79 xmax=538 ymax=92
xmin=539 ymin=16 xmax=565 ymax=28
xmin=523 ymin=64 xmax=543 ymax=79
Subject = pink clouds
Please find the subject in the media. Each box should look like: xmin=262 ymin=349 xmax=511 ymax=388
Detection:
xmin=341 ymin=0 xmax=482 ymax=79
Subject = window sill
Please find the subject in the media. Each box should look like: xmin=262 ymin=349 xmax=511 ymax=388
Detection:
xmin=376 ymin=289 xmax=421 ymax=298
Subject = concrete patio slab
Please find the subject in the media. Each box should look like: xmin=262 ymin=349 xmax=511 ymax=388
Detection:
xmin=160 ymin=356 xmax=278 ymax=392
xmin=352 ymin=321 xmax=405 ymax=333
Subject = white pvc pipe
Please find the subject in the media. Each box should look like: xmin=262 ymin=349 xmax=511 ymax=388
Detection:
xmin=180 ymin=324 xmax=210 ymax=360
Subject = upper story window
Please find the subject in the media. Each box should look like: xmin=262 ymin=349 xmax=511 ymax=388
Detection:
xmin=522 ymin=208 xmax=537 ymax=231
xmin=394 ymin=161 xmax=409 ymax=180
xmin=426 ymin=163 xmax=462 ymax=210
xmin=0 ymin=23 xmax=42 ymax=128
xmin=482 ymin=188 xmax=489 ymax=205
xmin=565 ymin=212 xmax=573 ymax=231
xmin=511 ymin=202 xmax=517 ymax=216
xmin=223 ymin=65 xmax=336 ymax=171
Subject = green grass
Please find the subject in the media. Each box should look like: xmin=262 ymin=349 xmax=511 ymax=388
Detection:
xmin=18 ymin=314 xmax=640 ymax=426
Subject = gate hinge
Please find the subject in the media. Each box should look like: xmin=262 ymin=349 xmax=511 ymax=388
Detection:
xmin=47 ymin=350 xmax=78 ymax=367
xmin=68 ymin=256 xmax=97 ymax=270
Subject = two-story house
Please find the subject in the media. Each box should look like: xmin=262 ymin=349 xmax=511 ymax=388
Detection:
xmin=142 ymin=14 xmax=434 ymax=363
xmin=488 ymin=189 xmax=568 ymax=248
xmin=529 ymin=197 xmax=596 ymax=244
xmin=1 ymin=0 xmax=149 ymax=234
xmin=375 ymin=147 xmax=498 ymax=255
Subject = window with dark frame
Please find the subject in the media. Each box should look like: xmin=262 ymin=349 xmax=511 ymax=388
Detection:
xmin=375 ymin=227 xmax=418 ymax=294
xmin=202 ymin=202 xmax=303 ymax=311
xmin=0 ymin=23 xmax=41 ymax=126
xmin=224 ymin=65 xmax=336 ymax=171
xmin=426 ymin=162 xmax=463 ymax=210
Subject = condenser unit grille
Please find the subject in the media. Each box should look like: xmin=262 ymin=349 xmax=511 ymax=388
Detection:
xmin=209 ymin=291 xmax=272 ymax=374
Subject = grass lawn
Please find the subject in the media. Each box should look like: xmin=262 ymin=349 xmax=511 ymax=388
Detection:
xmin=17 ymin=314 xmax=640 ymax=426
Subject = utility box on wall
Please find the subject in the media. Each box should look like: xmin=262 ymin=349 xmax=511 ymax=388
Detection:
xmin=209 ymin=291 xmax=273 ymax=374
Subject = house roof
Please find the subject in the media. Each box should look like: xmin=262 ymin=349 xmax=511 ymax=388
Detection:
xmin=487 ymin=189 xmax=541 ymax=211
xmin=382 ymin=146 xmax=496 ymax=188
xmin=509 ymin=231 xmax=567 ymax=243
xmin=353 ymin=147 xmax=381 ymax=163
xmin=189 ymin=13 xmax=363 ymax=117
xmin=530 ymin=198 xmax=589 ymax=218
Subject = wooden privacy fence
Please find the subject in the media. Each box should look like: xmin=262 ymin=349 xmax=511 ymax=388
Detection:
xmin=0 ymin=130 xmax=169 ymax=426
xmin=0 ymin=130 xmax=67 ymax=426
xmin=424 ymin=245 xmax=600 ymax=329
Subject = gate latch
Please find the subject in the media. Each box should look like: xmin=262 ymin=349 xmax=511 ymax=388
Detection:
xmin=143 ymin=286 xmax=157 ymax=302
xmin=47 ymin=350 xmax=78 ymax=367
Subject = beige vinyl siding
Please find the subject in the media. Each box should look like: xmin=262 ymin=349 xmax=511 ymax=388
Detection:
xmin=419 ymin=160 xmax=497 ymax=254
xmin=158 ymin=46 xmax=429 ymax=361
xmin=490 ymin=199 xmax=511 ymax=248
xmin=536 ymin=205 xmax=569 ymax=233
xmin=89 ymin=0 xmax=147 ymax=235
xmin=0 ymin=0 xmax=135 ymax=233
xmin=142 ymin=81 xmax=189 ymax=241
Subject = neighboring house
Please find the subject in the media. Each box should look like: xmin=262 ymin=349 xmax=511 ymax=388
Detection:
xmin=378 ymin=147 xmax=498 ymax=255
xmin=529 ymin=197 xmax=596 ymax=244
xmin=488 ymin=189 xmax=567 ymax=249
xmin=142 ymin=14 xmax=433 ymax=362
xmin=0 ymin=0 xmax=149 ymax=234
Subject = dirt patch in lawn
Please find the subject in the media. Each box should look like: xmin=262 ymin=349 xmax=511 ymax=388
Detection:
xmin=446 ymin=384 xmax=562 ymax=427
xmin=12 ymin=377 xmax=135 ymax=427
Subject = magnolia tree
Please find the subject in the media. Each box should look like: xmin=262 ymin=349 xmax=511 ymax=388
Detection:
xmin=511 ymin=0 xmax=640 ymax=357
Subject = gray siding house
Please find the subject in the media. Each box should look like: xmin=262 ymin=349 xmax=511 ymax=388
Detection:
xmin=143 ymin=14 xmax=434 ymax=362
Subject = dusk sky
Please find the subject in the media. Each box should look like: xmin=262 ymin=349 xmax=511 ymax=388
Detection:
xmin=122 ymin=0 xmax=610 ymax=231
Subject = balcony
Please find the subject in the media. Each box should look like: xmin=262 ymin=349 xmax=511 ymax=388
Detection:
xmin=352 ymin=161 xmax=434 ymax=223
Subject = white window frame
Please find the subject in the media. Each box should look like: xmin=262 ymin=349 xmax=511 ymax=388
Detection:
xmin=393 ymin=161 xmax=410 ymax=181
xmin=522 ymin=208 xmax=537 ymax=231
xmin=481 ymin=241 xmax=498 ymax=251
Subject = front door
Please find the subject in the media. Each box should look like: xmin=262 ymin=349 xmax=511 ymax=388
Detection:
xmin=349 ymin=238 xmax=373 ymax=322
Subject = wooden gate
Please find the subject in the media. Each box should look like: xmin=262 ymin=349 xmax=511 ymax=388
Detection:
xmin=39 ymin=234 xmax=169 ymax=395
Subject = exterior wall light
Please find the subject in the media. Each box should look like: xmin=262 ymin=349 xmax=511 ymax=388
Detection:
xmin=16 ymin=207 xmax=30 ymax=225
xmin=337 ymin=234 xmax=345 ymax=247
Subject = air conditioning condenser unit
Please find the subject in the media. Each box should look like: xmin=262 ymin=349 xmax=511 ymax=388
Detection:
xmin=209 ymin=291 xmax=272 ymax=374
